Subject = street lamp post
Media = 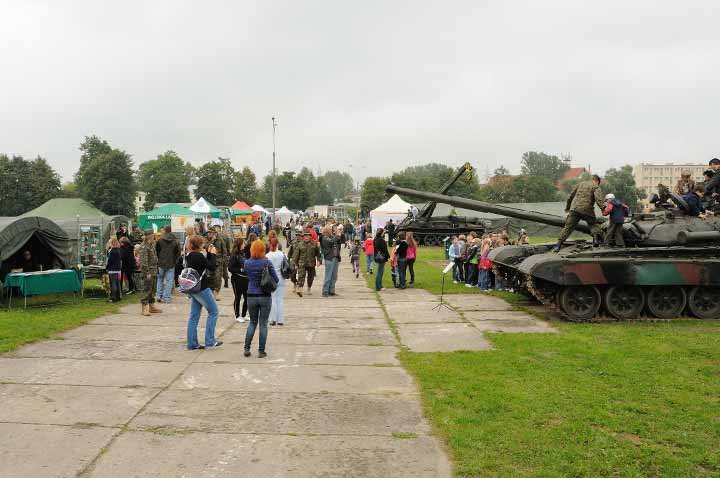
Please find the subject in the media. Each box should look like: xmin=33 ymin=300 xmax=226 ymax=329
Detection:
xmin=272 ymin=116 xmax=278 ymax=218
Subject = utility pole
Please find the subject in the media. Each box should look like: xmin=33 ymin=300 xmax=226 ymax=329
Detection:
xmin=272 ymin=116 xmax=277 ymax=217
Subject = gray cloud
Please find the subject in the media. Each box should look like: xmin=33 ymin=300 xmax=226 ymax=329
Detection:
xmin=1 ymin=0 xmax=719 ymax=182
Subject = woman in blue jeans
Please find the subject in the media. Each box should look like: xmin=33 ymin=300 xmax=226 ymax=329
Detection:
xmin=184 ymin=235 xmax=222 ymax=350
xmin=372 ymin=228 xmax=390 ymax=291
xmin=243 ymin=239 xmax=279 ymax=358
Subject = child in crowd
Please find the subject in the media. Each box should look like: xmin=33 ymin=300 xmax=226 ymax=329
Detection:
xmin=363 ymin=234 xmax=374 ymax=274
xmin=464 ymin=238 xmax=480 ymax=287
xmin=350 ymin=239 xmax=361 ymax=279
xmin=478 ymin=237 xmax=493 ymax=290
xmin=389 ymin=243 xmax=399 ymax=288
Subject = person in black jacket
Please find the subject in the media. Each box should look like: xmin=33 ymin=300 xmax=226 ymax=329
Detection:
xmin=185 ymin=234 xmax=222 ymax=350
xmin=683 ymin=185 xmax=708 ymax=217
xmin=228 ymin=237 xmax=248 ymax=323
xmin=119 ymin=236 xmax=135 ymax=293
xmin=106 ymin=238 xmax=123 ymax=302
xmin=395 ymin=232 xmax=409 ymax=289
xmin=373 ymin=228 xmax=390 ymax=292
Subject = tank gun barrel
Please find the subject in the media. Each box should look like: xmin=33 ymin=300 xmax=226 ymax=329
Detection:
xmin=677 ymin=231 xmax=720 ymax=244
xmin=385 ymin=185 xmax=592 ymax=234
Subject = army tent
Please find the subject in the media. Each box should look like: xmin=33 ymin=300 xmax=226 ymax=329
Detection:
xmin=0 ymin=216 xmax=72 ymax=281
xmin=21 ymin=198 xmax=129 ymax=263
xmin=370 ymin=194 xmax=412 ymax=234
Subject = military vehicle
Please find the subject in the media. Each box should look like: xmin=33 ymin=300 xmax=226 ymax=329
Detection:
xmin=393 ymin=163 xmax=487 ymax=245
xmin=386 ymin=184 xmax=720 ymax=321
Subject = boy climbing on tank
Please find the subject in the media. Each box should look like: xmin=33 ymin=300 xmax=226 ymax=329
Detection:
xmin=602 ymin=193 xmax=630 ymax=247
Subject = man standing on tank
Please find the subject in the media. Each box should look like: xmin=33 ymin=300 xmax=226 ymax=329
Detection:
xmin=553 ymin=174 xmax=604 ymax=252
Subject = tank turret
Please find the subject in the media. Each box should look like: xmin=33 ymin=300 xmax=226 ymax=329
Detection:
xmin=385 ymin=184 xmax=720 ymax=321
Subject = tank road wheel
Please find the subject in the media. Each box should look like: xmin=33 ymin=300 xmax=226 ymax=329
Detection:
xmin=688 ymin=287 xmax=720 ymax=319
xmin=604 ymin=286 xmax=645 ymax=320
xmin=646 ymin=286 xmax=687 ymax=319
xmin=559 ymin=286 xmax=601 ymax=321
xmin=423 ymin=235 xmax=436 ymax=246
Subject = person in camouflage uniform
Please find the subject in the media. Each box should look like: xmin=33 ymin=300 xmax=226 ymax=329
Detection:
xmin=553 ymin=174 xmax=604 ymax=252
xmin=291 ymin=230 xmax=322 ymax=297
xmin=138 ymin=229 xmax=162 ymax=316
xmin=130 ymin=225 xmax=144 ymax=246
xmin=206 ymin=229 xmax=228 ymax=300
xmin=215 ymin=225 xmax=232 ymax=289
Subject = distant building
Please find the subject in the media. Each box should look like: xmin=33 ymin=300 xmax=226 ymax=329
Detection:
xmin=135 ymin=191 xmax=147 ymax=216
xmin=560 ymin=167 xmax=586 ymax=182
xmin=633 ymin=163 xmax=706 ymax=200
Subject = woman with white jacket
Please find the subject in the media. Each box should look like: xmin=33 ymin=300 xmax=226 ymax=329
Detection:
xmin=266 ymin=237 xmax=287 ymax=326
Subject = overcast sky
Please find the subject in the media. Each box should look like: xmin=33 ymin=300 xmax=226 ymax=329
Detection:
xmin=2 ymin=1 xmax=719 ymax=183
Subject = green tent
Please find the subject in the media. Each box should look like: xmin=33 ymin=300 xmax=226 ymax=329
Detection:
xmin=137 ymin=203 xmax=196 ymax=231
xmin=0 ymin=216 xmax=72 ymax=281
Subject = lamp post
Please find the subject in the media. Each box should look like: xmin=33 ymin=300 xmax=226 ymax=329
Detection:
xmin=272 ymin=116 xmax=278 ymax=218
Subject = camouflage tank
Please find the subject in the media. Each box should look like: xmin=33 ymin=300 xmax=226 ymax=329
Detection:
xmin=393 ymin=163 xmax=487 ymax=246
xmin=385 ymin=184 xmax=720 ymax=321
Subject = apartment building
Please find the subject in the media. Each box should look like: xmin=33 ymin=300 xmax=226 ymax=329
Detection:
xmin=633 ymin=163 xmax=706 ymax=200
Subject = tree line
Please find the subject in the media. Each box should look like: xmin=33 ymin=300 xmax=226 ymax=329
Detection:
xmin=0 ymin=135 xmax=355 ymax=217
xmin=361 ymin=151 xmax=646 ymax=212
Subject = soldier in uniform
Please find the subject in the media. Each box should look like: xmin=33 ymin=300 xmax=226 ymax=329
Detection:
xmin=138 ymin=229 xmax=162 ymax=316
xmin=130 ymin=225 xmax=144 ymax=246
xmin=215 ymin=225 xmax=232 ymax=288
xmin=206 ymin=229 xmax=227 ymax=300
xmin=553 ymin=174 xmax=604 ymax=252
xmin=291 ymin=230 xmax=322 ymax=297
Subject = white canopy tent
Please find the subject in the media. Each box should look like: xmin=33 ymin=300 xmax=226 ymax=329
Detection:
xmin=190 ymin=197 xmax=215 ymax=214
xmin=274 ymin=206 xmax=294 ymax=225
xmin=370 ymin=194 xmax=412 ymax=234
xmin=251 ymin=204 xmax=267 ymax=214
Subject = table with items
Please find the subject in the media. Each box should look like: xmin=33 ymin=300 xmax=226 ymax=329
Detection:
xmin=4 ymin=269 xmax=84 ymax=308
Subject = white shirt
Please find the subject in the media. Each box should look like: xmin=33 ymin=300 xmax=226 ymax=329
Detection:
xmin=266 ymin=250 xmax=286 ymax=282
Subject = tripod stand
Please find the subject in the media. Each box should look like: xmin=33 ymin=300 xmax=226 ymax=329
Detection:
xmin=432 ymin=267 xmax=454 ymax=312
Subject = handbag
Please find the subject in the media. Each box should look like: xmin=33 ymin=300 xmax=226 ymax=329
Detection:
xmin=261 ymin=261 xmax=278 ymax=294
xmin=280 ymin=256 xmax=294 ymax=279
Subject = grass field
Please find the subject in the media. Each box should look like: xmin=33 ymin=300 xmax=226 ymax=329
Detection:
xmin=0 ymin=279 xmax=134 ymax=353
xmin=364 ymin=247 xmax=720 ymax=477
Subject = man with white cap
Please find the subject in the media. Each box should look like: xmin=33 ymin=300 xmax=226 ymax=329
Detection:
xmin=601 ymin=193 xmax=630 ymax=247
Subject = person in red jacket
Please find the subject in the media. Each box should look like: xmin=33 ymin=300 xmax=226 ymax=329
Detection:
xmin=602 ymin=193 xmax=630 ymax=247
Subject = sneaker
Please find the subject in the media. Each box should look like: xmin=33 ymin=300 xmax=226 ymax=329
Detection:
xmin=244 ymin=350 xmax=251 ymax=357
xmin=296 ymin=290 xmax=303 ymax=297
xmin=188 ymin=345 xmax=205 ymax=350
xmin=277 ymin=322 xmax=284 ymax=326
xmin=235 ymin=316 xmax=245 ymax=323
xmin=329 ymin=292 xmax=337 ymax=296
xmin=453 ymin=280 xmax=459 ymax=284
xmin=270 ymin=321 xmax=277 ymax=326
xmin=258 ymin=351 xmax=267 ymax=358
xmin=207 ymin=341 xmax=223 ymax=348
xmin=465 ymin=284 xmax=473 ymax=288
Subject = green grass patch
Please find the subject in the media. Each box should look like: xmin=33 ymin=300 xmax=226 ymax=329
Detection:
xmin=391 ymin=432 xmax=418 ymax=439
xmin=0 ymin=281 xmax=135 ymax=353
xmin=400 ymin=319 xmax=720 ymax=477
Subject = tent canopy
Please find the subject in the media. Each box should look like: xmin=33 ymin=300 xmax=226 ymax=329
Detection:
xmin=274 ymin=206 xmax=294 ymax=224
xmin=251 ymin=204 xmax=267 ymax=213
xmin=370 ymin=195 xmax=412 ymax=233
xmin=190 ymin=197 xmax=221 ymax=217
xmin=230 ymin=201 xmax=254 ymax=215
xmin=0 ymin=216 xmax=72 ymax=280
xmin=137 ymin=203 xmax=196 ymax=231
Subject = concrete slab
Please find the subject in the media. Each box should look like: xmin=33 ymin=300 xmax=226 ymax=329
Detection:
xmin=223 ymin=326 xmax=396 ymax=346
xmin=0 ymin=384 xmax=156 ymax=426
xmin=470 ymin=319 xmax=557 ymax=333
xmin=173 ymin=363 xmax=415 ymax=394
xmin=0 ymin=423 xmax=118 ymax=478
xmin=384 ymin=301 xmax=463 ymax=323
xmin=397 ymin=323 xmax=492 ymax=352
xmin=444 ymin=293 xmax=514 ymax=311
xmin=378 ymin=287 xmax=437 ymax=302
xmin=279 ymin=317 xmax=388 ymax=329
xmin=61 ymin=323 xmax=232 ymax=342
xmin=132 ymin=389 xmax=426 ymax=435
xmin=0 ymin=357 xmax=185 ymax=387
xmin=275 ymin=307 xmax=385 ymax=319
xmin=88 ymin=431 xmax=452 ymax=478
xmin=283 ymin=298 xmax=379 ymax=309
xmin=194 ymin=343 xmax=398 ymax=366
xmin=89 ymin=313 xmax=235 ymax=327
xmin=10 ymin=339 xmax=201 ymax=362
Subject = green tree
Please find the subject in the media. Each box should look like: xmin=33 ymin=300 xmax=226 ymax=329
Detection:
xmin=233 ymin=166 xmax=259 ymax=205
xmin=195 ymin=157 xmax=235 ymax=206
xmin=322 ymin=170 xmax=354 ymax=201
xmin=75 ymin=136 xmax=136 ymax=216
xmin=521 ymin=151 xmax=570 ymax=183
xmin=360 ymin=177 xmax=389 ymax=212
xmin=478 ymin=176 xmax=559 ymax=203
xmin=602 ymin=165 xmax=646 ymax=211
xmin=314 ymin=175 xmax=334 ymax=205
xmin=0 ymin=155 xmax=61 ymax=216
xmin=390 ymin=163 xmax=482 ymax=199
xmin=137 ymin=151 xmax=194 ymax=210
xmin=260 ymin=171 xmax=311 ymax=211
xmin=59 ymin=182 xmax=80 ymax=198
xmin=559 ymin=171 xmax=591 ymax=198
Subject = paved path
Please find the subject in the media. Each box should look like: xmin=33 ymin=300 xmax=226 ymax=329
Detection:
xmin=0 ymin=261 xmax=451 ymax=477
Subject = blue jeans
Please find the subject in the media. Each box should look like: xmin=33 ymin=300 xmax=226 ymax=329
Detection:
xmin=323 ymin=258 xmax=338 ymax=295
xmin=246 ymin=295 xmax=271 ymax=352
xmin=478 ymin=268 xmax=490 ymax=290
xmin=270 ymin=280 xmax=285 ymax=324
xmin=156 ymin=267 xmax=175 ymax=302
xmin=397 ymin=258 xmax=408 ymax=288
xmin=375 ymin=261 xmax=385 ymax=290
xmin=365 ymin=253 xmax=374 ymax=272
xmin=187 ymin=287 xmax=219 ymax=349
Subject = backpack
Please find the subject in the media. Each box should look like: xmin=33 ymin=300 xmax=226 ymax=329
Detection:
xmin=280 ymin=256 xmax=294 ymax=279
xmin=178 ymin=267 xmax=205 ymax=294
